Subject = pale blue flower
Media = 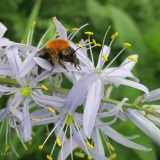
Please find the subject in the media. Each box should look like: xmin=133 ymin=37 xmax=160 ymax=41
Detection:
xmin=125 ymin=108 xmax=160 ymax=146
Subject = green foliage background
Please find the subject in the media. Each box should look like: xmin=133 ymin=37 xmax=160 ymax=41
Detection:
xmin=0 ymin=0 xmax=160 ymax=159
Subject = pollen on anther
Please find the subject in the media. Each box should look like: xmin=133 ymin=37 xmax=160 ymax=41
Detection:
xmin=32 ymin=21 xmax=36 ymax=28
xmin=88 ymin=155 xmax=93 ymax=160
xmin=24 ymin=145 xmax=28 ymax=151
xmin=84 ymin=31 xmax=94 ymax=35
xmin=46 ymin=155 xmax=53 ymax=160
xmin=5 ymin=146 xmax=10 ymax=152
xmin=108 ymin=153 xmax=116 ymax=160
xmin=85 ymin=39 xmax=89 ymax=43
xmin=75 ymin=152 xmax=85 ymax=158
xmin=95 ymin=43 xmax=101 ymax=47
xmin=72 ymin=28 xmax=78 ymax=31
xmin=39 ymin=145 xmax=43 ymax=150
xmin=86 ymin=141 xmax=94 ymax=149
xmin=41 ymin=84 xmax=48 ymax=91
xmin=56 ymin=138 xmax=62 ymax=147
xmin=123 ymin=43 xmax=131 ymax=47
xmin=92 ymin=39 xmax=97 ymax=46
xmin=48 ymin=107 xmax=55 ymax=113
xmin=111 ymin=32 xmax=118 ymax=39
xmin=128 ymin=56 xmax=138 ymax=63
xmin=107 ymin=142 xmax=115 ymax=151
xmin=102 ymin=54 xmax=108 ymax=61
xmin=32 ymin=118 xmax=40 ymax=122
xmin=65 ymin=28 xmax=69 ymax=31
xmin=76 ymin=43 xmax=84 ymax=48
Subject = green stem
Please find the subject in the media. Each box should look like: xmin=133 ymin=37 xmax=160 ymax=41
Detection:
xmin=0 ymin=77 xmax=148 ymax=112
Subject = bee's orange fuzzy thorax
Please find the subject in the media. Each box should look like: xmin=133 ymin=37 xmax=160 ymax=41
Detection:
xmin=46 ymin=39 xmax=70 ymax=54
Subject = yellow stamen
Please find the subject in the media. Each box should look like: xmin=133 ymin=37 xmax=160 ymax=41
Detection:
xmin=74 ymin=152 xmax=85 ymax=158
xmin=102 ymin=54 xmax=108 ymax=61
xmin=95 ymin=43 xmax=101 ymax=47
xmin=29 ymin=140 xmax=32 ymax=145
xmin=108 ymin=153 xmax=116 ymax=160
xmin=39 ymin=145 xmax=43 ymax=150
xmin=111 ymin=32 xmax=118 ymax=39
xmin=36 ymin=73 xmax=39 ymax=77
xmin=32 ymin=21 xmax=36 ymax=28
xmin=41 ymin=84 xmax=48 ymax=90
xmin=84 ymin=32 xmax=93 ymax=35
xmin=107 ymin=142 xmax=115 ymax=151
xmin=48 ymin=107 xmax=55 ymax=113
xmin=46 ymin=155 xmax=53 ymax=160
xmin=85 ymin=39 xmax=89 ymax=43
xmin=32 ymin=131 xmax=36 ymax=136
xmin=76 ymin=43 xmax=84 ymax=48
xmin=72 ymin=28 xmax=78 ymax=31
xmin=123 ymin=42 xmax=131 ymax=47
xmin=56 ymin=138 xmax=62 ymax=147
xmin=128 ymin=56 xmax=138 ymax=63
xmin=86 ymin=141 xmax=94 ymax=149
xmin=92 ymin=39 xmax=96 ymax=46
xmin=12 ymin=106 xmax=18 ymax=112
xmin=65 ymin=28 xmax=69 ymax=31
xmin=24 ymin=145 xmax=28 ymax=151
xmin=5 ymin=146 xmax=10 ymax=152
xmin=88 ymin=155 xmax=92 ymax=160
xmin=32 ymin=118 xmax=40 ymax=122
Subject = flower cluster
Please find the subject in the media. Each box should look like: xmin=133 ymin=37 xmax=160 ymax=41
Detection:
xmin=0 ymin=17 xmax=160 ymax=160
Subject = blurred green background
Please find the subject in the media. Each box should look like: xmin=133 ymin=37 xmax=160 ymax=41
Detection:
xmin=0 ymin=0 xmax=160 ymax=159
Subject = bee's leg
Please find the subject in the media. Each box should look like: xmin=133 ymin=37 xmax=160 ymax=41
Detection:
xmin=74 ymin=62 xmax=81 ymax=71
xmin=59 ymin=59 xmax=69 ymax=72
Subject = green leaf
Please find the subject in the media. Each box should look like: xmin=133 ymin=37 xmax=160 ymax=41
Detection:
xmin=143 ymin=22 xmax=160 ymax=55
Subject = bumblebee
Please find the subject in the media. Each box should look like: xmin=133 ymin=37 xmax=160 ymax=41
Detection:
xmin=37 ymin=38 xmax=81 ymax=74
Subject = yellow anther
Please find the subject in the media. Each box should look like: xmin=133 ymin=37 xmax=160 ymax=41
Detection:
xmin=32 ymin=21 xmax=36 ymax=28
xmin=72 ymin=28 xmax=78 ymax=31
xmin=88 ymin=155 xmax=92 ymax=160
xmin=5 ymin=146 xmax=10 ymax=152
xmin=32 ymin=118 xmax=40 ymax=122
xmin=92 ymin=39 xmax=96 ymax=46
xmin=74 ymin=152 xmax=85 ymax=158
xmin=41 ymin=84 xmax=48 ymax=91
xmin=12 ymin=106 xmax=18 ymax=112
xmin=56 ymin=138 xmax=62 ymax=147
xmin=36 ymin=74 xmax=39 ymax=77
xmin=108 ymin=153 xmax=116 ymax=160
xmin=123 ymin=43 xmax=131 ymax=47
xmin=21 ymin=40 xmax=24 ymax=44
xmin=65 ymin=28 xmax=69 ymax=31
xmin=29 ymin=140 xmax=32 ymax=145
xmin=84 ymin=32 xmax=94 ymax=35
xmin=48 ymin=107 xmax=55 ymax=113
xmin=39 ymin=145 xmax=43 ymax=150
xmin=128 ymin=56 xmax=138 ymax=63
xmin=111 ymin=32 xmax=118 ymax=39
xmin=106 ymin=142 xmax=115 ymax=151
xmin=32 ymin=131 xmax=36 ymax=136
xmin=102 ymin=54 xmax=108 ymax=61
xmin=95 ymin=43 xmax=101 ymax=47
xmin=56 ymin=33 xmax=59 ymax=37
xmin=24 ymin=145 xmax=28 ymax=151
xmin=76 ymin=43 xmax=84 ymax=48
xmin=46 ymin=155 xmax=53 ymax=160
xmin=86 ymin=141 xmax=94 ymax=149
xmin=85 ymin=39 xmax=89 ymax=43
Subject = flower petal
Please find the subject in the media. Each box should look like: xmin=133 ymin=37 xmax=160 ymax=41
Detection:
xmin=52 ymin=17 xmax=67 ymax=40
xmin=31 ymin=91 xmax=65 ymax=107
xmin=0 ymin=64 xmax=13 ymax=76
xmin=125 ymin=109 xmax=160 ymax=146
xmin=0 ymin=22 xmax=7 ymax=39
xmin=20 ymin=51 xmax=37 ymax=77
xmin=64 ymin=72 xmax=101 ymax=113
xmin=100 ymin=124 xmax=151 ymax=151
xmin=83 ymin=79 xmax=102 ymax=138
